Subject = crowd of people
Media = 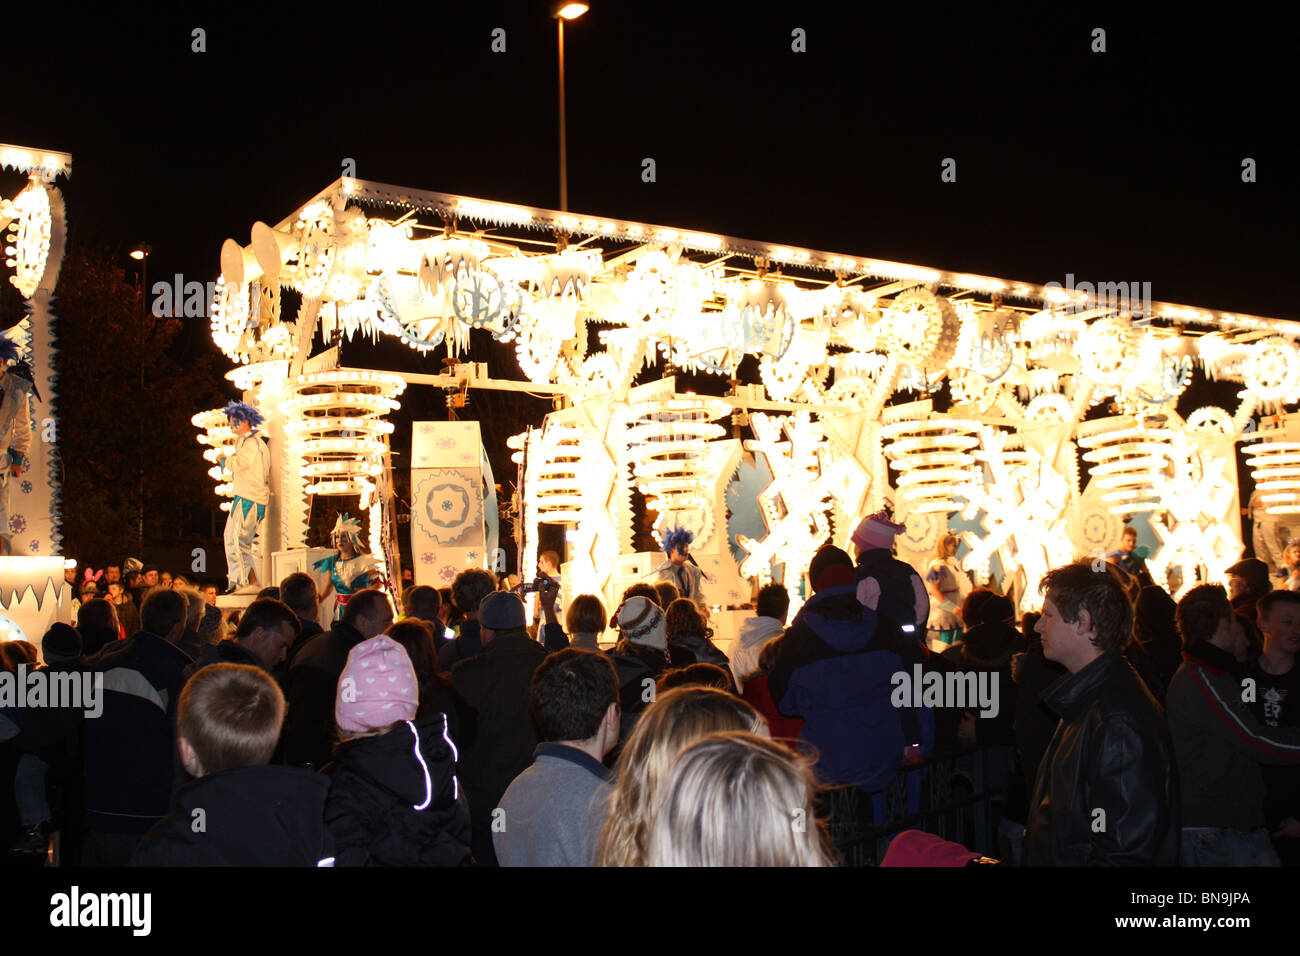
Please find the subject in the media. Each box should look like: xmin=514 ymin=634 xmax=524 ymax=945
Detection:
xmin=4 ymin=512 xmax=1300 ymax=867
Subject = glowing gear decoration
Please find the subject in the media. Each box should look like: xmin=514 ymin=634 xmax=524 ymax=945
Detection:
xmin=1076 ymin=318 xmax=1139 ymax=387
xmin=2 ymin=179 xmax=53 ymax=298
xmin=880 ymin=289 xmax=961 ymax=373
xmin=289 ymin=202 xmax=337 ymax=298
xmin=1243 ymin=337 xmax=1300 ymax=404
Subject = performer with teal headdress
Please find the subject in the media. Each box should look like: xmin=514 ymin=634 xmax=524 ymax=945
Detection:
xmin=313 ymin=512 xmax=381 ymax=621
xmin=221 ymin=400 xmax=270 ymax=591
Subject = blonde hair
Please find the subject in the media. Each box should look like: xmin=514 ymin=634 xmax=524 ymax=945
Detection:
xmin=595 ymin=686 xmax=764 ymax=867
xmin=645 ymin=732 xmax=832 ymax=867
xmin=178 ymin=663 xmax=285 ymax=775
xmin=935 ymin=533 xmax=958 ymax=560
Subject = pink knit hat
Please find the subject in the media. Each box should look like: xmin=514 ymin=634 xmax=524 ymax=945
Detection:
xmin=851 ymin=510 xmax=907 ymax=551
xmin=335 ymin=635 xmax=419 ymax=735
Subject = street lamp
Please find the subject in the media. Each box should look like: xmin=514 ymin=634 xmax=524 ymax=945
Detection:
xmin=551 ymin=2 xmax=588 ymax=212
xmin=129 ymin=243 xmax=151 ymax=556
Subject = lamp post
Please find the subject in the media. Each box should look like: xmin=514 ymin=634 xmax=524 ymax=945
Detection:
xmin=130 ymin=244 xmax=151 ymax=557
xmin=552 ymin=2 xmax=588 ymax=212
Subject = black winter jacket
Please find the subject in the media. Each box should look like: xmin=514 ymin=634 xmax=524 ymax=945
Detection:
xmin=1024 ymin=650 xmax=1179 ymax=866
xmin=283 ymin=620 xmax=369 ymax=769
xmin=324 ymin=713 xmax=472 ymax=866
xmin=131 ymin=764 xmax=333 ymax=866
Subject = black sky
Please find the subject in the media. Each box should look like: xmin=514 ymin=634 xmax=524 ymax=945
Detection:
xmin=6 ymin=3 xmax=1297 ymax=323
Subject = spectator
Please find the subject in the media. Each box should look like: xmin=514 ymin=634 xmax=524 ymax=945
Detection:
xmin=607 ymin=596 xmax=673 ymax=740
xmin=530 ymin=550 xmax=564 ymax=634
xmin=142 ymin=566 xmax=159 ymax=589
xmin=106 ymin=582 xmax=140 ymax=639
xmin=941 ymin=590 xmax=1023 ymax=749
xmin=1008 ymin=609 xmax=1065 ymax=858
xmin=104 ymin=565 xmax=121 ymax=587
xmin=1169 ymin=585 xmax=1300 ymax=866
xmin=1024 ymin=562 xmax=1179 ymax=865
xmin=769 ymin=545 xmax=933 ymax=792
xmin=76 ymin=598 xmax=122 ymax=657
xmin=664 ymin=598 xmax=732 ymax=679
xmin=619 ymin=582 xmax=662 ymax=608
xmin=1134 ymin=585 xmax=1182 ymax=696
xmin=402 ymin=585 xmax=446 ymax=650
xmin=282 ymin=588 xmax=393 ymax=770
xmin=731 ymin=583 xmax=788 ymax=690
xmin=176 ymin=587 xmax=207 ymax=660
xmin=740 ymin=636 xmax=805 ymax=746
xmin=172 ymin=575 xmax=190 ymax=590
xmin=386 ymin=619 xmax=476 ymax=750
xmin=654 ymin=581 xmax=680 ymax=612
xmin=159 ymin=571 xmax=173 ymax=589
xmin=184 ymin=598 xmax=300 ymax=679
xmin=131 ymin=664 xmax=333 ymax=866
xmin=1227 ymin=557 xmax=1272 ymax=652
xmin=645 ymin=732 xmax=831 ymax=867
xmin=851 ymin=510 xmax=929 ymax=637
xmin=1250 ymin=590 xmax=1300 ymax=864
xmin=279 ymin=572 xmax=323 ymax=673
xmin=450 ymin=591 xmax=550 ymax=866
xmin=494 ymin=648 xmax=620 ymax=866
xmin=596 ymin=686 xmax=765 ymax=866
xmin=565 ymin=594 xmax=606 ymax=651
xmin=657 ymin=662 xmax=734 ymax=694
xmin=437 ymin=569 xmax=496 ymax=671
xmin=324 ymin=636 xmax=472 ymax=866
xmin=82 ymin=588 xmax=193 ymax=865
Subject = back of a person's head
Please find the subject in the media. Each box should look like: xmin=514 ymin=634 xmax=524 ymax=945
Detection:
xmin=597 ymin=686 xmax=764 ymax=867
xmin=756 ymin=583 xmax=790 ymax=622
xmin=975 ymin=592 xmax=1015 ymax=627
xmin=1105 ymin=561 xmax=1141 ymax=609
xmin=403 ymin=584 xmax=441 ymax=622
xmin=279 ymin=572 xmax=317 ymax=618
xmin=141 ymin=587 xmax=188 ymax=638
xmin=960 ymin=588 xmax=997 ymax=629
xmin=451 ymin=569 xmax=496 ymax=614
xmin=654 ymin=581 xmax=680 ymax=610
xmin=754 ymin=635 xmax=784 ymax=677
xmin=1039 ymin=561 xmax=1133 ymax=654
xmin=1176 ymin=583 xmax=1232 ymax=648
xmin=565 ymin=593 xmax=606 ymax=638
xmin=341 ymin=588 xmax=386 ymax=626
xmin=77 ymin=597 xmax=118 ymax=634
xmin=645 ymin=732 xmax=830 ymax=867
xmin=1 ymin=640 xmax=39 ymax=673
xmin=657 ymin=663 xmax=732 ymax=694
xmin=665 ymin=598 xmax=709 ymax=643
xmin=621 ymin=582 xmax=662 ymax=609
xmin=178 ymin=663 xmax=285 ymax=775
xmin=178 ymin=587 xmax=205 ymax=630
xmin=234 ymin=598 xmax=300 ymax=642
xmin=386 ymin=618 xmax=439 ymax=679
xmin=256 ymin=586 xmax=280 ymax=602
xmin=531 ymin=647 xmax=619 ymax=742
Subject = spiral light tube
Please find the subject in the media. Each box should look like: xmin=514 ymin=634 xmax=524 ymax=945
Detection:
xmin=879 ymin=417 xmax=983 ymax=514
xmin=1076 ymin=416 xmax=1175 ymax=515
xmin=626 ymin=398 xmax=731 ymax=513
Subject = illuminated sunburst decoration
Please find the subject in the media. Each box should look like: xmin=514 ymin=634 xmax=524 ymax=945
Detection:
xmin=880 ymin=289 xmax=962 ymax=373
xmin=2 ymin=179 xmax=53 ymax=297
xmin=1243 ymin=337 xmax=1300 ymax=406
xmin=280 ymin=369 xmax=406 ymax=507
xmin=288 ymin=201 xmax=336 ymax=298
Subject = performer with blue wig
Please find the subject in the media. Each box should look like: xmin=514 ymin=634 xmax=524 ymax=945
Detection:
xmin=312 ymin=512 xmax=381 ymax=621
xmin=221 ymin=400 xmax=270 ymax=591
xmin=653 ymin=525 xmax=710 ymax=611
xmin=0 ymin=335 xmax=40 ymax=555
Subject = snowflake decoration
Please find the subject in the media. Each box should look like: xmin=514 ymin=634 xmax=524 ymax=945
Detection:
xmin=9 ymin=514 xmax=26 ymax=534
xmin=28 ymin=539 xmax=39 ymax=553
xmin=421 ymin=552 xmax=436 ymax=565
xmin=728 ymin=589 xmax=743 ymax=601
xmin=439 ymin=564 xmax=458 ymax=582
xmin=20 ymin=480 xmax=31 ymax=494
xmin=436 ymin=437 xmax=456 ymax=450
xmin=467 ymin=550 xmax=479 ymax=562
xmin=419 ymin=424 xmax=437 ymax=434
xmin=459 ymin=453 xmax=474 ymax=463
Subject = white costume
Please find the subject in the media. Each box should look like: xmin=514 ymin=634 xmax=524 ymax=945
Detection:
xmin=223 ymin=427 xmax=271 ymax=588
xmin=0 ymin=365 xmax=35 ymax=553
xmin=926 ymin=556 xmax=972 ymax=631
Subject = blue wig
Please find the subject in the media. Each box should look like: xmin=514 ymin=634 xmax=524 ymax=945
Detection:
xmin=662 ymin=526 xmax=694 ymax=556
xmin=0 ymin=336 xmax=21 ymax=366
xmin=224 ymin=400 xmax=265 ymax=429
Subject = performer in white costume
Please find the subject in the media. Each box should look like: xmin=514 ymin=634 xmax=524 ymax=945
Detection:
xmin=0 ymin=336 xmax=39 ymax=556
xmin=653 ymin=526 xmax=711 ymax=612
xmin=221 ymin=400 xmax=271 ymax=592
xmin=313 ymin=513 xmax=381 ymax=622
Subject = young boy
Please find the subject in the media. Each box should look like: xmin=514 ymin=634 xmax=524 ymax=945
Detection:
xmin=131 ymin=664 xmax=335 ymax=866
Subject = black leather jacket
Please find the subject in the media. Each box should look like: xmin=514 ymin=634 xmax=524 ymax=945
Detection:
xmin=1024 ymin=650 xmax=1180 ymax=865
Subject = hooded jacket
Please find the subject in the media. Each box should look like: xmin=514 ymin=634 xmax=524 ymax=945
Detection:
xmin=283 ymin=619 xmax=368 ymax=770
xmin=731 ymin=615 xmax=785 ymax=687
xmin=608 ymin=638 xmax=671 ymax=741
xmin=1024 ymin=650 xmax=1179 ymax=866
xmin=768 ymin=583 xmax=934 ymax=791
xmin=1167 ymin=640 xmax=1300 ymax=830
xmin=324 ymin=713 xmax=472 ymax=866
xmin=132 ymin=765 xmax=334 ymax=866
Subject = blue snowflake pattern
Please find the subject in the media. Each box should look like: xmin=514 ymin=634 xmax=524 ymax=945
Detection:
xmin=9 ymin=514 xmax=26 ymax=534
xmin=441 ymin=499 xmax=453 ymax=512
xmin=28 ymin=539 xmax=39 ymax=553
xmin=20 ymin=480 xmax=31 ymax=494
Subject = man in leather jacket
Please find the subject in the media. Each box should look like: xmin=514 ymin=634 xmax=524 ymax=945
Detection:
xmin=1024 ymin=561 xmax=1179 ymax=865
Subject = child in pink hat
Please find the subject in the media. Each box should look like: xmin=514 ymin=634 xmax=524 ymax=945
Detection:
xmin=324 ymin=635 xmax=472 ymax=865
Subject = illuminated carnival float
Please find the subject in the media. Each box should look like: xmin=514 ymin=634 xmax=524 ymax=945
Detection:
xmin=202 ymin=175 xmax=1299 ymax=643
xmin=0 ymin=143 xmax=73 ymax=643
